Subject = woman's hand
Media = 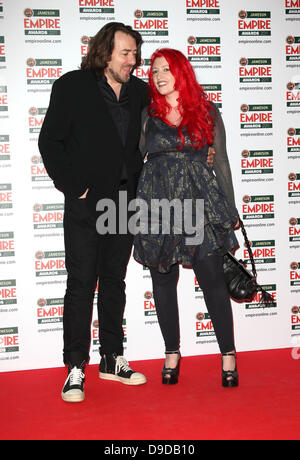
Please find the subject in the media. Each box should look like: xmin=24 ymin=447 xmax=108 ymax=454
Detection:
xmin=79 ymin=188 xmax=89 ymax=199
xmin=207 ymin=147 xmax=216 ymax=169
xmin=233 ymin=218 xmax=240 ymax=230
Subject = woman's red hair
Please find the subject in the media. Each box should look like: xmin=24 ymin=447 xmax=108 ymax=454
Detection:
xmin=148 ymin=48 xmax=214 ymax=150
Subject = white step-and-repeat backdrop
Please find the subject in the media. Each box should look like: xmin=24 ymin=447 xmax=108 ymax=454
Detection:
xmin=0 ymin=0 xmax=300 ymax=372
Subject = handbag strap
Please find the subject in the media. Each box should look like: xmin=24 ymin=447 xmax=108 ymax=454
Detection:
xmin=239 ymin=219 xmax=257 ymax=280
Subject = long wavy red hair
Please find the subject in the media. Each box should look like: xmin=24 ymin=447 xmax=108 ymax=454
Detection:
xmin=148 ymin=48 xmax=214 ymax=150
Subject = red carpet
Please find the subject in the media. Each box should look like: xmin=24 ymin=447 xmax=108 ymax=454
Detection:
xmin=1 ymin=348 xmax=300 ymax=440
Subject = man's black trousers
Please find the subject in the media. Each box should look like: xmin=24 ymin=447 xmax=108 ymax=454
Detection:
xmin=62 ymin=187 xmax=133 ymax=366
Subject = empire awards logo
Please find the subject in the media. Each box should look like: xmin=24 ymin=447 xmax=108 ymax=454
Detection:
xmin=285 ymin=0 xmax=300 ymax=19
xmin=133 ymin=10 xmax=169 ymax=37
xmin=0 ymin=185 xmax=12 ymax=211
xmin=34 ymin=250 xmax=66 ymax=277
xmin=79 ymin=0 xmax=115 ymax=16
xmin=33 ymin=203 xmax=64 ymax=230
xmin=187 ymin=36 xmax=221 ymax=63
xmin=26 ymin=58 xmax=62 ymax=87
xmin=289 ymin=217 xmax=300 ymax=243
xmin=37 ymin=297 xmax=63 ymax=325
xmin=290 ymin=261 xmax=300 ymax=287
xmin=134 ymin=58 xmax=150 ymax=81
xmin=0 ymin=85 xmax=8 ymax=115
xmin=80 ymin=36 xmax=91 ymax=57
xmin=0 ymin=279 xmax=17 ymax=308
xmin=23 ymin=8 xmax=61 ymax=36
xmin=238 ymin=10 xmax=271 ymax=37
xmin=201 ymin=84 xmax=222 ymax=108
xmin=239 ymin=57 xmax=272 ymax=84
xmin=144 ymin=291 xmax=156 ymax=317
xmin=286 ymin=81 xmax=300 ymax=108
xmin=0 ymin=135 xmax=10 ymax=162
xmin=28 ymin=107 xmax=46 ymax=134
xmin=0 ymin=232 xmax=14 ymax=258
xmin=31 ymin=155 xmax=51 ymax=183
xmin=186 ymin=0 xmax=220 ymax=19
xmin=286 ymin=36 xmax=300 ymax=64
xmin=245 ymin=284 xmax=276 ymax=310
xmin=287 ymin=127 xmax=300 ymax=158
xmin=195 ymin=312 xmax=215 ymax=339
xmin=240 ymin=104 xmax=272 ymax=130
xmin=243 ymin=239 xmax=276 ymax=265
xmin=241 ymin=149 xmax=273 ymax=176
xmin=0 ymin=36 xmax=5 ymax=66
xmin=242 ymin=194 xmax=274 ymax=220
xmin=288 ymin=172 xmax=300 ymax=201
xmin=0 ymin=327 xmax=19 ymax=354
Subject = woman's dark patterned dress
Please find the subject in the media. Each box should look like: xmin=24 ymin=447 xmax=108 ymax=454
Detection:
xmin=133 ymin=106 xmax=239 ymax=274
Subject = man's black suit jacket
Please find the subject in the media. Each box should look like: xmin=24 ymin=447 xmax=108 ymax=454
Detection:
xmin=38 ymin=69 xmax=149 ymax=207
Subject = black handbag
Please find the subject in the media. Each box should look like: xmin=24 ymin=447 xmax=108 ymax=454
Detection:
xmin=223 ymin=220 xmax=275 ymax=305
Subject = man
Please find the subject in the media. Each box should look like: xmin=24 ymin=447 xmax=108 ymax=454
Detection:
xmin=39 ymin=22 xmax=149 ymax=403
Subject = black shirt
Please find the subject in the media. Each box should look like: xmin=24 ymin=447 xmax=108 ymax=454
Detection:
xmin=97 ymin=75 xmax=130 ymax=182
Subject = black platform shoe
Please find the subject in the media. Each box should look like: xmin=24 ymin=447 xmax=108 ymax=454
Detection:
xmin=162 ymin=351 xmax=181 ymax=385
xmin=221 ymin=352 xmax=239 ymax=388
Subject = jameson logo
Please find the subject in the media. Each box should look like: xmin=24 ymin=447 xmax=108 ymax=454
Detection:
xmin=285 ymin=0 xmax=300 ymax=15
xmin=31 ymin=155 xmax=51 ymax=182
xmin=243 ymin=240 xmax=276 ymax=265
xmin=242 ymin=195 xmax=274 ymax=220
xmin=0 ymin=280 xmax=16 ymax=307
xmin=0 ymin=232 xmax=14 ymax=258
xmin=144 ymin=291 xmax=156 ymax=317
xmin=289 ymin=217 xmax=300 ymax=242
xmin=187 ymin=36 xmax=221 ymax=62
xmin=26 ymin=58 xmax=62 ymax=86
xmin=287 ymin=81 xmax=300 ymax=107
xmin=186 ymin=0 xmax=220 ymax=15
xmin=28 ymin=107 xmax=46 ymax=133
xmin=246 ymin=284 xmax=276 ymax=309
xmin=239 ymin=58 xmax=272 ymax=83
xmin=241 ymin=150 xmax=273 ymax=175
xmin=202 ymin=84 xmax=222 ymax=107
xmin=23 ymin=8 xmax=61 ymax=36
xmin=240 ymin=104 xmax=272 ymax=129
xmin=0 ymin=135 xmax=10 ymax=161
xmin=290 ymin=261 xmax=300 ymax=286
xmin=287 ymin=128 xmax=300 ymax=153
xmin=34 ymin=250 xmax=66 ymax=277
xmin=0 ymin=85 xmax=8 ymax=112
xmin=0 ymin=36 xmax=5 ymax=63
xmin=238 ymin=10 xmax=271 ymax=36
xmin=286 ymin=36 xmax=300 ymax=62
xmin=0 ymin=184 xmax=12 ymax=209
xmin=79 ymin=0 xmax=114 ymax=14
xmin=0 ymin=327 xmax=19 ymax=353
xmin=196 ymin=313 xmax=215 ymax=338
xmin=33 ymin=203 xmax=64 ymax=229
xmin=288 ymin=173 xmax=300 ymax=198
xmin=133 ymin=10 xmax=168 ymax=36
xmin=37 ymin=297 xmax=63 ymax=325
xmin=134 ymin=58 xmax=150 ymax=81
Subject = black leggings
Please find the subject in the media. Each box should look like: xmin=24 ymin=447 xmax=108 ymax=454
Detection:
xmin=150 ymin=255 xmax=235 ymax=354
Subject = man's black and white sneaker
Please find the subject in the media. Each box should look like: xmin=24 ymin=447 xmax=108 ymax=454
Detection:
xmin=61 ymin=364 xmax=85 ymax=403
xmin=99 ymin=353 xmax=146 ymax=386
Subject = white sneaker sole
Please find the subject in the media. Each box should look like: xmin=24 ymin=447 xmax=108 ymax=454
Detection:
xmin=99 ymin=372 xmax=147 ymax=386
xmin=61 ymin=391 xmax=85 ymax=403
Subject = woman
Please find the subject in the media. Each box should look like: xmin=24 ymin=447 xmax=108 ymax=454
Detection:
xmin=133 ymin=49 xmax=240 ymax=387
